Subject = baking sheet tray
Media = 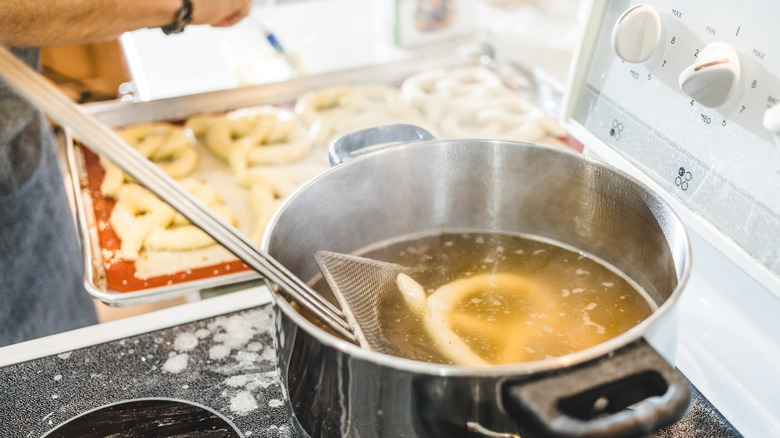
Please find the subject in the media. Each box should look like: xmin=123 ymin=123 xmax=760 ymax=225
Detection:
xmin=64 ymin=42 xmax=571 ymax=307
xmin=63 ymin=129 xmax=262 ymax=307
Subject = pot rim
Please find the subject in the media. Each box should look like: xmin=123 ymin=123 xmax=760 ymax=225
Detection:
xmin=262 ymin=140 xmax=693 ymax=377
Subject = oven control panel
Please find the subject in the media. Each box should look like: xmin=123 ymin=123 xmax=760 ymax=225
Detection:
xmin=565 ymin=0 xmax=780 ymax=288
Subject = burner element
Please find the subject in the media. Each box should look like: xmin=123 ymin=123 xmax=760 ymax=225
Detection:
xmin=43 ymin=398 xmax=243 ymax=438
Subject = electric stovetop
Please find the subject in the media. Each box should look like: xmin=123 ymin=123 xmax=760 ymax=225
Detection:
xmin=0 ymin=292 xmax=740 ymax=437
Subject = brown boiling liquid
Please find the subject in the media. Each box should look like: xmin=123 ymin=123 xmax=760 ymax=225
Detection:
xmin=354 ymin=232 xmax=656 ymax=365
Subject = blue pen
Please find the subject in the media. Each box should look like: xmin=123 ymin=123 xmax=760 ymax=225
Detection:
xmin=252 ymin=16 xmax=298 ymax=73
xmin=263 ymin=29 xmax=286 ymax=55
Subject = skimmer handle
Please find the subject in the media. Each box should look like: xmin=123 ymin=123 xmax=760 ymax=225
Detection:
xmin=0 ymin=46 xmax=356 ymax=344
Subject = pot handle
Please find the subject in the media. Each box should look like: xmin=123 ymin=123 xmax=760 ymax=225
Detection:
xmin=328 ymin=124 xmax=436 ymax=166
xmin=501 ymin=339 xmax=691 ymax=438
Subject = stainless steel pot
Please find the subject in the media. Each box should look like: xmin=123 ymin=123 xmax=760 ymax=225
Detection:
xmin=262 ymin=125 xmax=692 ymax=438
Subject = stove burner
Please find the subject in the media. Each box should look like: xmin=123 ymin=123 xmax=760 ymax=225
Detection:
xmin=42 ymin=398 xmax=243 ymax=438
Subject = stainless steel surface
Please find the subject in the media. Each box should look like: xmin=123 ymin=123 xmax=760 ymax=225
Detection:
xmin=263 ymin=134 xmax=691 ymax=437
xmin=0 ymin=298 xmax=738 ymax=438
xmin=328 ymin=123 xmax=437 ymax=166
xmin=80 ymin=44 xmax=480 ymax=127
xmin=562 ymin=1 xmax=780 ymax=434
xmin=45 ymin=41 xmax=560 ymax=307
xmin=56 ymin=44 xmax=493 ymax=306
xmin=60 ymin=129 xmax=262 ymax=306
xmin=0 ymin=46 xmax=355 ymax=343
xmin=315 ymin=125 xmax=439 ymax=353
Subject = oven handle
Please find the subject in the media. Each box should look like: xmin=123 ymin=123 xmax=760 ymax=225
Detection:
xmin=501 ymin=338 xmax=691 ymax=438
xmin=328 ymin=124 xmax=436 ymax=167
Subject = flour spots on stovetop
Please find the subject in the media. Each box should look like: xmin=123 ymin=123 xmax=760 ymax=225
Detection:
xmin=224 ymin=371 xmax=278 ymax=391
xmin=209 ymin=344 xmax=230 ymax=360
xmin=246 ymin=342 xmax=263 ymax=352
xmin=173 ymin=332 xmax=199 ymax=351
xmin=3 ymin=306 xmax=295 ymax=437
xmin=209 ymin=309 xmax=269 ymax=350
xmin=264 ymin=424 xmax=292 ymax=437
xmin=229 ymin=390 xmax=258 ymax=415
xmin=153 ymin=307 xmax=283 ymax=418
xmin=162 ymin=353 xmax=189 ymax=373
xmin=243 ymin=424 xmax=292 ymax=438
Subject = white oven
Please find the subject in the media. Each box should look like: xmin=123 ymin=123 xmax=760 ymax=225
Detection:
xmin=0 ymin=1 xmax=777 ymax=436
xmin=562 ymin=1 xmax=780 ymax=436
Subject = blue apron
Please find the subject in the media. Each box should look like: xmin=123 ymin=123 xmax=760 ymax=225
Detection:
xmin=0 ymin=47 xmax=98 ymax=347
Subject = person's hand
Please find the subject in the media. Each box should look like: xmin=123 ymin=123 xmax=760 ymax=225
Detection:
xmin=191 ymin=0 xmax=253 ymax=28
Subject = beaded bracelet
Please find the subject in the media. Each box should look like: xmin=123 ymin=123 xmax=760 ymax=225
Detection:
xmin=161 ymin=0 xmax=194 ymax=35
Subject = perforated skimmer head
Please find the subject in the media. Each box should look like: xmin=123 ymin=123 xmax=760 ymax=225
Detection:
xmin=314 ymin=250 xmax=414 ymax=354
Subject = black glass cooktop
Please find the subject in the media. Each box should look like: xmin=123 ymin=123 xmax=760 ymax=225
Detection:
xmin=42 ymin=398 xmax=242 ymax=438
xmin=0 ymin=305 xmax=740 ymax=437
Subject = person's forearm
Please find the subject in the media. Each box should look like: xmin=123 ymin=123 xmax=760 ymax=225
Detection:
xmin=0 ymin=0 xmax=181 ymax=46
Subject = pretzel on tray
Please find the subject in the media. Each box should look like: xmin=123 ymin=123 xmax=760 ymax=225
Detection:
xmin=294 ymin=84 xmax=435 ymax=145
xmin=402 ymin=66 xmax=568 ymax=148
xmin=186 ymin=106 xmax=313 ymax=177
xmin=109 ymin=179 xmax=237 ymax=262
xmin=100 ymin=122 xmax=198 ymax=197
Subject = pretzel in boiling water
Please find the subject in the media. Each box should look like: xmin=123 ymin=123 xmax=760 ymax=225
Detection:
xmin=396 ymin=272 xmax=564 ymax=366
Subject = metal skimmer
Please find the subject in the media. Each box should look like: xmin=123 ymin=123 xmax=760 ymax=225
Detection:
xmin=314 ymin=250 xmax=415 ymax=353
xmin=0 ymin=47 xmax=357 ymax=344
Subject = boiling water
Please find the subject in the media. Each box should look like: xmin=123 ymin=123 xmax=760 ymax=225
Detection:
xmin=356 ymin=231 xmax=656 ymax=365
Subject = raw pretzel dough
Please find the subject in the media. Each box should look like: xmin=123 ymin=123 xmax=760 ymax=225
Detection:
xmin=401 ymin=66 xmax=568 ymax=148
xmin=100 ymin=123 xmax=198 ymax=197
xmin=401 ymin=66 xmax=506 ymax=125
xmin=143 ymin=179 xmax=237 ymax=252
xmin=243 ymin=160 xmax=328 ymax=243
xmin=438 ymin=94 xmax=566 ymax=145
xmin=295 ymin=84 xmax=434 ymax=145
xmin=109 ymin=183 xmax=176 ymax=262
xmin=187 ymin=106 xmax=331 ymax=245
xmin=186 ymin=106 xmax=313 ymax=177
xmin=109 ymin=179 xmax=236 ymax=261
xmin=247 ymin=182 xmax=285 ymax=244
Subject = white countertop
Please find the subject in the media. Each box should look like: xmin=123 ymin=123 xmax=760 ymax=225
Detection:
xmin=121 ymin=0 xmax=411 ymax=100
xmin=120 ymin=0 xmax=582 ymax=101
xmin=0 ymin=0 xmax=585 ymax=368
xmin=0 ymin=286 xmax=272 ymax=367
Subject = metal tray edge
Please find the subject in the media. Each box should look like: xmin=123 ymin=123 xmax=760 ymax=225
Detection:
xmin=62 ymin=41 xmax=565 ymax=306
xmin=60 ymin=130 xmax=262 ymax=307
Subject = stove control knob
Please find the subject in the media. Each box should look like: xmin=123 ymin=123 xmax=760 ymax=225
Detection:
xmin=611 ymin=4 xmax=662 ymax=63
xmin=679 ymin=42 xmax=741 ymax=108
xmin=763 ymin=104 xmax=780 ymax=146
